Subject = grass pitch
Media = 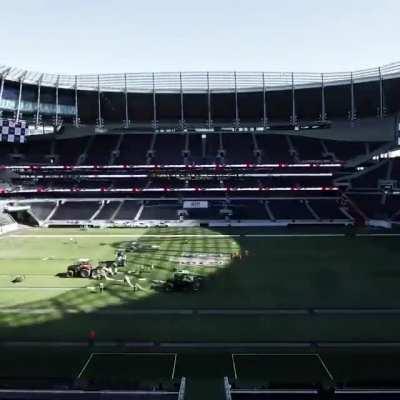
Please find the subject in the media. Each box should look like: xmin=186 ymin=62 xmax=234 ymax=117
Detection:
xmin=1 ymin=226 xmax=400 ymax=342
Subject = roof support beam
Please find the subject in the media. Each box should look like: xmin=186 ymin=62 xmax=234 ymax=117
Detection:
xmin=262 ymin=72 xmax=268 ymax=128
xmin=16 ymin=71 xmax=27 ymax=123
xmin=207 ymin=72 xmax=212 ymax=130
xmin=35 ymin=74 xmax=44 ymax=126
xmin=180 ymin=72 xmax=184 ymax=130
xmin=379 ymin=67 xmax=384 ymax=119
xmin=55 ymin=75 xmax=60 ymax=126
xmin=291 ymin=73 xmax=297 ymax=125
xmin=0 ymin=68 xmax=11 ymax=111
xmin=97 ymin=75 xmax=103 ymax=128
xmin=74 ymin=75 xmax=79 ymax=127
xmin=321 ymin=73 xmax=326 ymax=121
xmin=124 ymin=73 xmax=129 ymax=128
xmin=234 ymin=72 xmax=239 ymax=130
xmin=152 ymin=73 xmax=157 ymax=131
xmin=349 ymin=72 xmax=356 ymax=121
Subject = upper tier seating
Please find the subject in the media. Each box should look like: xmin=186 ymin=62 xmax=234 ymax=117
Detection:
xmin=152 ymin=133 xmax=185 ymax=164
xmin=223 ymin=133 xmax=255 ymax=163
xmin=85 ymin=134 xmax=119 ymax=164
xmin=56 ymin=137 xmax=90 ymax=164
xmin=116 ymin=134 xmax=152 ymax=164
xmin=255 ymin=134 xmax=292 ymax=162
xmin=0 ymin=131 xmax=393 ymax=168
xmin=290 ymin=136 xmax=325 ymax=161
xmin=323 ymin=140 xmax=366 ymax=161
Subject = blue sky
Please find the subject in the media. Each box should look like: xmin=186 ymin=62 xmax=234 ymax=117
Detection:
xmin=1 ymin=0 xmax=399 ymax=74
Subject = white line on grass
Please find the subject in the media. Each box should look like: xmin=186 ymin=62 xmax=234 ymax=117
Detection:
xmin=316 ymin=353 xmax=335 ymax=381
xmin=76 ymin=353 xmax=94 ymax=379
xmin=171 ymin=354 xmax=177 ymax=380
xmin=8 ymin=234 xmax=240 ymax=238
xmin=231 ymin=353 xmax=238 ymax=380
xmin=245 ymin=234 xmax=346 ymax=238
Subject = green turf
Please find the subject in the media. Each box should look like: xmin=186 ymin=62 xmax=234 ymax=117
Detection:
xmin=1 ymin=226 xmax=400 ymax=342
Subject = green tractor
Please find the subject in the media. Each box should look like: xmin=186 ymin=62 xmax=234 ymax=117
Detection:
xmin=163 ymin=270 xmax=204 ymax=292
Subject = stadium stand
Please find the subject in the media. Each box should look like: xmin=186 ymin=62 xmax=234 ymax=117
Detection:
xmin=140 ymin=201 xmax=180 ymax=220
xmin=114 ymin=200 xmax=141 ymax=220
xmin=222 ymin=132 xmax=255 ymax=163
xmin=116 ymin=134 xmax=152 ymax=164
xmin=152 ymin=133 xmax=185 ymax=164
xmin=0 ymin=212 xmax=14 ymax=226
xmin=29 ymin=202 xmax=57 ymax=220
xmin=268 ymin=199 xmax=315 ymax=220
xmin=51 ymin=201 xmax=100 ymax=220
xmin=93 ymin=201 xmax=121 ymax=220
xmin=308 ymin=198 xmax=349 ymax=220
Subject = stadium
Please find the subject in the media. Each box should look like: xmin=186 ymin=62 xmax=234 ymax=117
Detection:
xmin=0 ymin=60 xmax=400 ymax=400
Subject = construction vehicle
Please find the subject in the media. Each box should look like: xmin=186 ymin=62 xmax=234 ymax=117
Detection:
xmin=66 ymin=259 xmax=114 ymax=279
xmin=162 ymin=270 xmax=204 ymax=292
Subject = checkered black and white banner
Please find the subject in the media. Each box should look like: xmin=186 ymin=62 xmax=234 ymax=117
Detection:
xmin=0 ymin=119 xmax=27 ymax=144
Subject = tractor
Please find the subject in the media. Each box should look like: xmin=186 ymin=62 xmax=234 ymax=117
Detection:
xmin=163 ymin=271 xmax=204 ymax=292
xmin=66 ymin=259 xmax=104 ymax=279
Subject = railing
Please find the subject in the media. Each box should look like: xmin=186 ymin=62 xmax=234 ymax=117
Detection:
xmin=0 ymin=61 xmax=400 ymax=92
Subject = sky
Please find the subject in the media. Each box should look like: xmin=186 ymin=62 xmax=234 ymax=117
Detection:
xmin=0 ymin=0 xmax=399 ymax=75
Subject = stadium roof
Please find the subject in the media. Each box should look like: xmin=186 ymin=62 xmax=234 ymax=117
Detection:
xmin=0 ymin=62 xmax=400 ymax=93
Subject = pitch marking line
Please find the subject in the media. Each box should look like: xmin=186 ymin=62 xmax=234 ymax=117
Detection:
xmin=9 ymin=233 xmax=400 ymax=239
xmin=76 ymin=353 xmax=94 ymax=379
xmin=171 ymin=353 xmax=178 ymax=380
xmin=231 ymin=353 xmax=238 ymax=380
xmin=231 ymin=353 xmax=334 ymax=381
xmin=76 ymin=352 xmax=178 ymax=381
xmin=8 ymin=234 xmax=240 ymax=238
xmin=316 ymin=353 xmax=335 ymax=381
xmin=245 ymin=234 xmax=345 ymax=237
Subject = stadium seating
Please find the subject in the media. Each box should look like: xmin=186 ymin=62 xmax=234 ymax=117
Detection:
xmin=0 ymin=212 xmax=14 ymax=225
xmin=152 ymin=133 xmax=185 ymax=164
xmin=116 ymin=134 xmax=152 ymax=164
xmin=268 ymin=199 xmax=314 ymax=220
xmin=29 ymin=202 xmax=56 ymax=220
xmin=93 ymin=201 xmax=121 ymax=220
xmin=51 ymin=201 xmax=100 ymax=220
xmin=308 ymin=199 xmax=349 ymax=220
xmin=114 ymin=200 xmax=141 ymax=220
xmin=229 ymin=200 xmax=269 ymax=219
xmin=139 ymin=201 xmax=180 ymax=220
